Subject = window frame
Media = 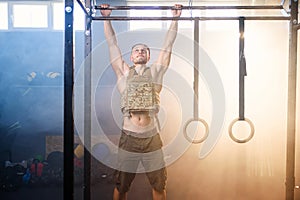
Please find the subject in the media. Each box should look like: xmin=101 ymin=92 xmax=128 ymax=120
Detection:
xmin=9 ymin=1 xmax=51 ymax=31
xmin=0 ymin=2 xmax=9 ymax=30
xmin=0 ymin=1 xmax=84 ymax=32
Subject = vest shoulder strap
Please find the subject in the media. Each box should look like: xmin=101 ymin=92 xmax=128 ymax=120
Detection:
xmin=143 ymin=67 xmax=152 ymax=78
xmin=128 ymin=65 xmax=152 ymax=79
xmin=128 ymin=66 xmax=137 ymax=78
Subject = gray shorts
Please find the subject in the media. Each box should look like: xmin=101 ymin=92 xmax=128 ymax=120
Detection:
xmin=114 ymin=130 xmax=167 ymax=194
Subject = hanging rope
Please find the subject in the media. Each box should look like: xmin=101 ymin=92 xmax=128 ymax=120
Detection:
xmin=228 ymin=17 xmax=255 ymax=143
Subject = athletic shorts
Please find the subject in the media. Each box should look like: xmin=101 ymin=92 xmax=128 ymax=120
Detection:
xmin=114 ymin=130 xmax=167 ymax=194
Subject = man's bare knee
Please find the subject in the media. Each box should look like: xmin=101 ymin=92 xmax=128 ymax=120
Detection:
xmin=152 ymin=189 xmax=166 ymax=200
xmin=113 ymin=187 xmax=128 ymax=200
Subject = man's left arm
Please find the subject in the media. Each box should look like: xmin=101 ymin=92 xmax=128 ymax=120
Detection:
xmin=153 ymin=4 xmax=182 ymax=74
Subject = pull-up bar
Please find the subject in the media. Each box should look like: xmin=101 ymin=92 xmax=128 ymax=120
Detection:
xmin=94 ymin=5 xmax=284 ymax=10
xmin=76 ymin=0 xmax=289 ymax=21
xmin=92 ymin=16 xmax=290 ymax=21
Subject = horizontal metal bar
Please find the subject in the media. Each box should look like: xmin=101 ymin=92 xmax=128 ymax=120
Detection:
xmin=94 ymin=5 xmax=284 ymax=10
xmin=92 ymin=16 xmax=290 ymax=21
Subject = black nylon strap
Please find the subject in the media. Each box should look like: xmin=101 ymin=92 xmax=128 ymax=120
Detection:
xmin=239 ymin=17 xmax=247 ymax=120
xmin=228 ymin=17 xmax=255 ymax=144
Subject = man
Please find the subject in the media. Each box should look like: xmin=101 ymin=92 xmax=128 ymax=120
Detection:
xmin=100 ymin=4 xmax=182 ymax=200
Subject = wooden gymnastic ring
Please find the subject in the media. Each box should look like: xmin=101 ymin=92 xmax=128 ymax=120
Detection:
xmin=183 ymin=118 xmax=209 ymax=144
xmin=228 ymin=118 xmax=255 ymax=143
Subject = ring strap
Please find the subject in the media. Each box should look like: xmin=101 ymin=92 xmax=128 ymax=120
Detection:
xmin=194 ymin=17 xmax=200 ymax=119
xmin=239 ymin=17 xmax=247 ymax=120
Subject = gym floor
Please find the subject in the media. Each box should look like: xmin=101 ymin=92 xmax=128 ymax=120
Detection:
xmin=0 ymin=173 xmax=152 ymax=200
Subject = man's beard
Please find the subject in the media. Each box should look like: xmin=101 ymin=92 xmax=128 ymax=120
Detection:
xmin=134 ymin=57 xmax=147 ymax=64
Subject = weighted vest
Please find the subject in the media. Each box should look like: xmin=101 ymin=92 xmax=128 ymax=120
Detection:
xmin=121 ymin=66 xmax=160 ymax=114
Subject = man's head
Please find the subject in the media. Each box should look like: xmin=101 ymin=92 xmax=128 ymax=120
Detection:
xmin=130 ymin=43 xmax=150 ymax=65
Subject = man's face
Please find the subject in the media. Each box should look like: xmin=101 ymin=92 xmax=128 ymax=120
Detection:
xmin=130 ymin=44 xmax=150 ymax=64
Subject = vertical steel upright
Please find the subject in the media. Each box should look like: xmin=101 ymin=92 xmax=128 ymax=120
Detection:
xmin=64 ymin=0 xmax=74 ymax=199
xmin=286 ymin=0 xmax=299 ymax=199
xmin=84 ymin=0 xmax=92 ymax=199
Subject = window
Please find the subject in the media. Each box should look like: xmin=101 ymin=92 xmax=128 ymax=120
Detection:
xmin=0 ymin=1 xmax=84 ymax=31
xmin=74 ymin=2 xmax=85 ymax=30
xmin=0 ymin=3 xmax=8 ymax=30
xmin=129 ymin=9 xmax=164 ymax=30
xmin=166 ymin=10 xmax=195 ymax=29
xmin=12 ymin=4 xmax=48 ymax=28
xmin=52 ymin=3 xmax=65 ymax=30
xmin=53 ymin=2 xmax=84 ymax=31
xmin=128 ymin=4 xmax=196 ymax=30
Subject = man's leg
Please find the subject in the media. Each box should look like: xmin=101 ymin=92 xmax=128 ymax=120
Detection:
xmin=113 ymin=187 xmax=128 ymax=200
xmin=113 ymin=170 xmax=136 ymax=200
xmin=143 ymin=134 xmax=167 ymax=200
xmin=152 ymin=189 xmax=166 ymax=200
xmin=113 ymin=131 xmax=139 ymax=199
xmin=144 ymin=162 xmax=167 ymax=200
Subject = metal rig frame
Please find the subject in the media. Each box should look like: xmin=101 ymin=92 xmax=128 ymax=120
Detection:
xmin=64 ymin=1 xmax=299 ymax=200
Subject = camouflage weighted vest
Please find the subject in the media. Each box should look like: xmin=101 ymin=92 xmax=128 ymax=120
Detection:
xmin=121 ymin=66 xmax=160 ymax=114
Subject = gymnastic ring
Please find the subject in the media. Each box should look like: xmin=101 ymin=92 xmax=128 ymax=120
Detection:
xmin=183 ymin=118 xmax=209 ymax=144
xmin=228 ymin=118 xmax=255 ymax=143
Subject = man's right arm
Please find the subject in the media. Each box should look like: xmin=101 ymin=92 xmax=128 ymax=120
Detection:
xmin=101 ymin=4 xmax=129 ymax=79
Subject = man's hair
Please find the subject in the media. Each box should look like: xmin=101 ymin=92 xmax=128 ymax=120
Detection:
xmin=131 ymin=43 xmax=150 ymax=56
